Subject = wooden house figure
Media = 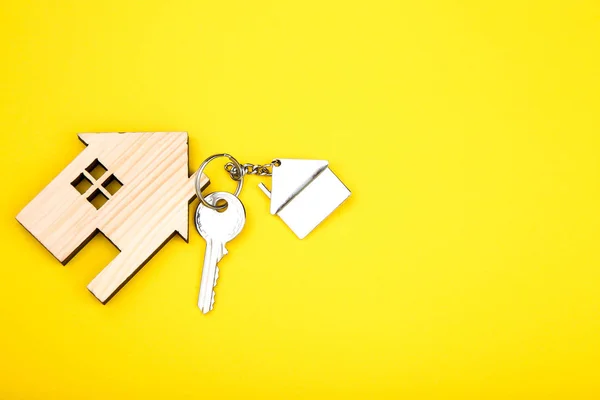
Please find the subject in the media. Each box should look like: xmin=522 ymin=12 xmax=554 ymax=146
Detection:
xmin=16 ymin=132 xmax=209 ymax=303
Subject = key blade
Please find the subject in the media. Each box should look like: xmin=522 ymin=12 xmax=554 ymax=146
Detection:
xmin=198 ymin=240 xmax=226 ymax=313
xmin=200 ymin=266 xmax=220 ymax=314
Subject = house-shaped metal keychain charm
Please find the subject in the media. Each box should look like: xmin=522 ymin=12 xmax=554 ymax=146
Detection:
xmin=258 ymin=159 xmax=350 ymax=239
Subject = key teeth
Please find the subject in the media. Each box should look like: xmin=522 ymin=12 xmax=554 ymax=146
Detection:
xmin=207 ymin=266 xmax=218 ymax=313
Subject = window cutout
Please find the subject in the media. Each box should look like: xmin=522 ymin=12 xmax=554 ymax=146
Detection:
xmin=71 ymin=173 xmax=93 ymax=195
xmin=87 ymin=189 xmax=109 ymax=210
xmin=86 ymin=159 xmax=108 ymax=180
xmin=102 ymin=174 xmax=123 ymax=196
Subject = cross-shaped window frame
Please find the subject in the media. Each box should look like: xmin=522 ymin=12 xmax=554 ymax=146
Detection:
xmin=71 ymin=159 xmax=122 ymax=210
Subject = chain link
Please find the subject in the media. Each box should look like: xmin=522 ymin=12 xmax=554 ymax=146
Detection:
xmin=224 ymin=159 xmax=281 ymax=181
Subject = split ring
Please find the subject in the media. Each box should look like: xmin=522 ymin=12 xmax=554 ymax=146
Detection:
xmin=195 ymin=153 xmax=244 ymax=211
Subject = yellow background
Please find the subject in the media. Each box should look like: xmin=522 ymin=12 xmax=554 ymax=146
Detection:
xmin=1 ymin=0 xmax=599 ymax=398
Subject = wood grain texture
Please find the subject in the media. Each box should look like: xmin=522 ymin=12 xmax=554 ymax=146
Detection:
xmin=16 ymin=132 xmax=209 ymax=303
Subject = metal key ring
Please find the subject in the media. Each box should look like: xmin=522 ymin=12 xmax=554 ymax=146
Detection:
xmin=195 ymin=153 xmax=244 ymax=211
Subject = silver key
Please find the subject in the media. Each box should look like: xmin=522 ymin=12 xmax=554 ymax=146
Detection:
xmin=195 ymin=191 xmax=246 ymax=314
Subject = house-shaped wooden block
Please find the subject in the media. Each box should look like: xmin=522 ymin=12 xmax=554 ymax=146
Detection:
xmin=16 ymin=132 xmax=209 ymax=303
